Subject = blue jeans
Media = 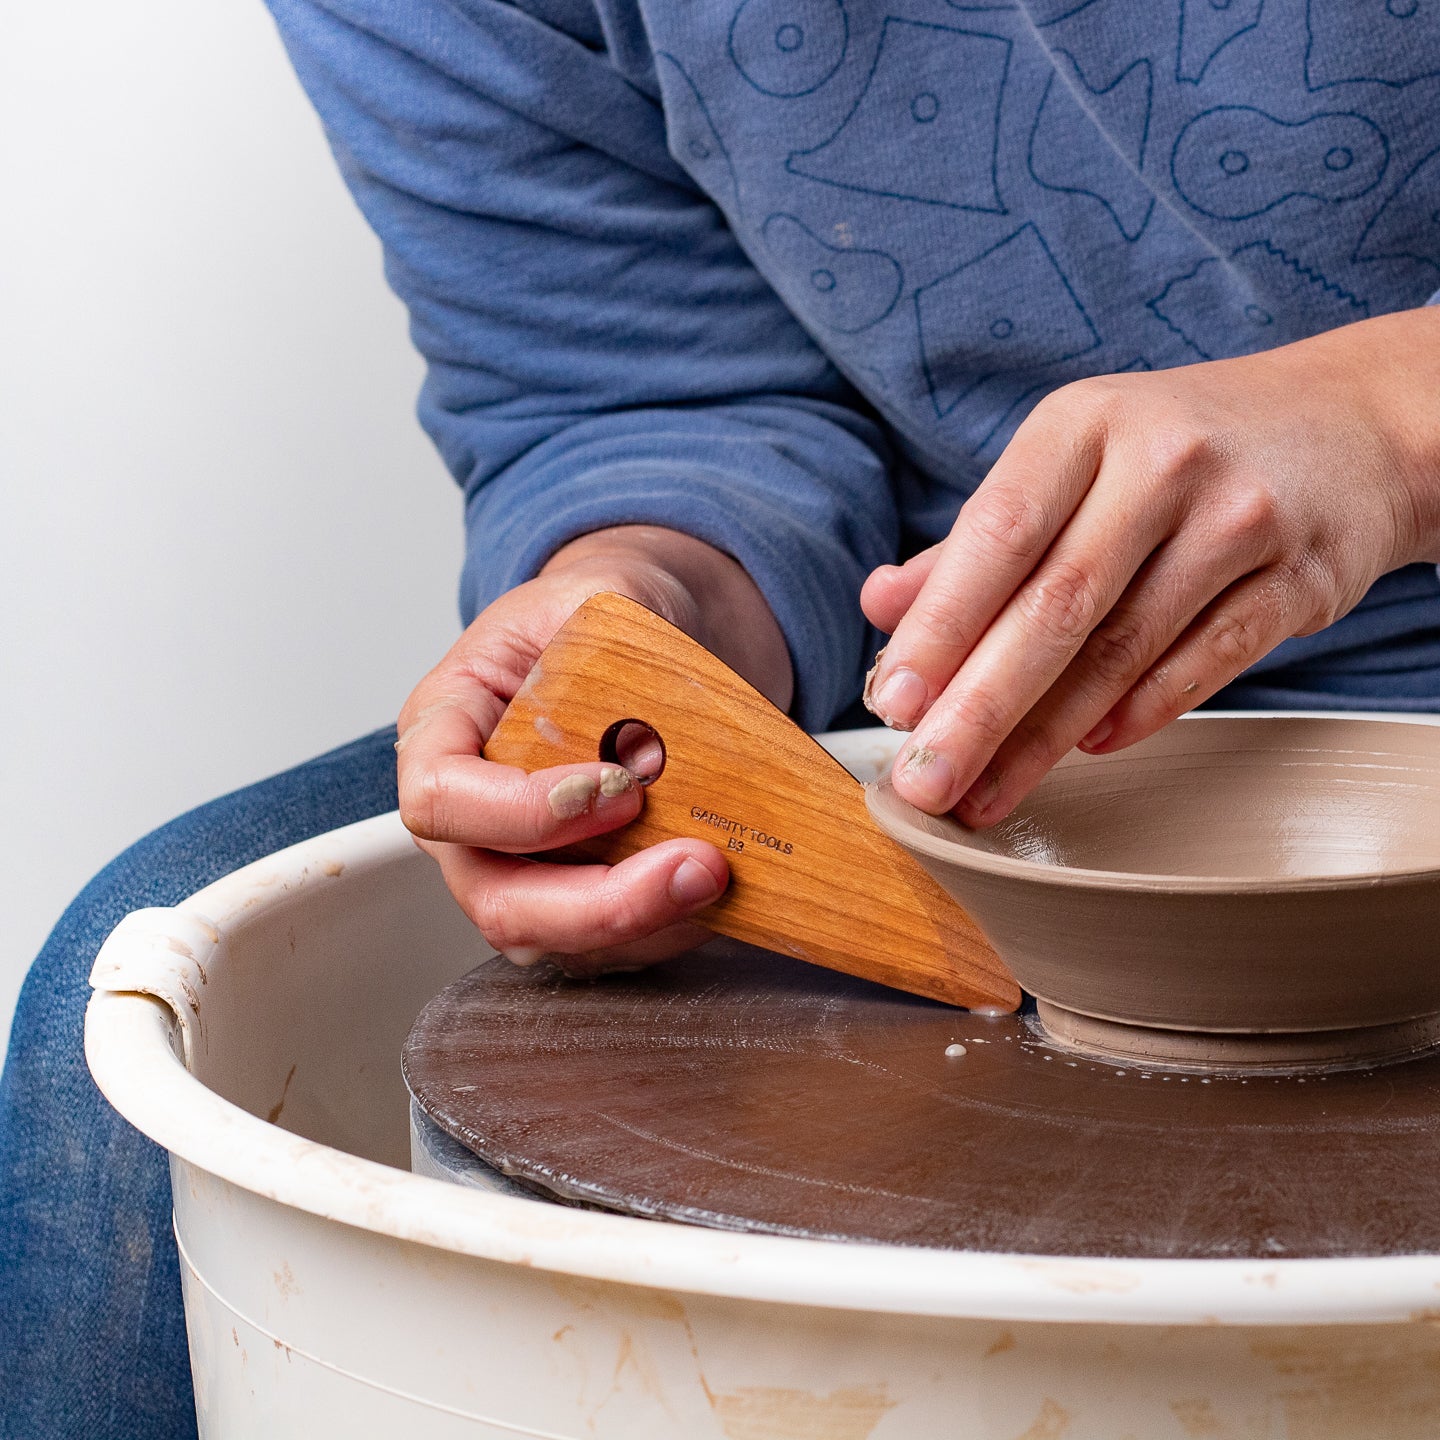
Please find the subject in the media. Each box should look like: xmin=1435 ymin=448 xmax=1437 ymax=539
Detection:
xmin=0 ymin=729 xmax=399 ymax=1440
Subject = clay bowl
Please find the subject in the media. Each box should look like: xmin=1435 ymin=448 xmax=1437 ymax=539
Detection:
xmin=866 ymin=716 xmax=1440 ymax=1070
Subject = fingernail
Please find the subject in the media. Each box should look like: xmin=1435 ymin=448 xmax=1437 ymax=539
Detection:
xmin=1080 ymin=718 xmax=1114 ymax=751
xmin=958 ymin=767 xmax=1004 ymax=826
xmin=547 ymin=773 xmax=599 ymax=819
xmin=897 ymin=745 xmax=956 ymax=812
xmin=598 ymin=765 xmax=635 ymax=800
xmin=871 ymin=668 xmax=928 ymax=730
xmin=503 ymin=947 xmax=546 ymax=967
xmin=669 ymin=857 xmax=722 ymax=908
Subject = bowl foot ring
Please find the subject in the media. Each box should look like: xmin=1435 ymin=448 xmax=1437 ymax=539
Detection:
xmin=1032 ymin=999 xmax=1440 ymax=1075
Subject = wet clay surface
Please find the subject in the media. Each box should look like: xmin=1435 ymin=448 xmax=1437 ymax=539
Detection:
xmin=403 ymin=941 xmax=1440 ymax=1259
xmin=949 ymin=717 xmax=1440 ymax=881
xmin=866 ymin=717 xmax=1440 ymax=1041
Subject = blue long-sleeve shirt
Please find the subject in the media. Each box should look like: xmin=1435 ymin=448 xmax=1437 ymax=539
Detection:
xmin=268 ymin=0 xmax=1440 ymax=727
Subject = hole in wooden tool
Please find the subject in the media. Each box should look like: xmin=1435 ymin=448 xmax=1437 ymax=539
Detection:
xmin=600 ymin=720 xmax=666 ymax=786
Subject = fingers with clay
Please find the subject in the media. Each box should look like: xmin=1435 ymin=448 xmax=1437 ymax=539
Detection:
xmin=937 ymin=541 xmax=1303 ymax=825
xmin=864 ymin=414 xmax=1108 ymax=728
xmin=862 ymin=319 xmax=1427 ymax=828
xmin=397 ymin=705 xmax=644 ymax=853
xmin=862 ymin=399 xmax=1137 ymax=817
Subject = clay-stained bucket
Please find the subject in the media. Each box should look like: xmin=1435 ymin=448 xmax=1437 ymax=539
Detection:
xmin=85 ymin=722 xmax=1440 ymax=1439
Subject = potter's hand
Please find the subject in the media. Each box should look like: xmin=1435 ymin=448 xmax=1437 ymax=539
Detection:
xmin=863 ymin=308 xmax=1440 ymax=826
xmin=397 ymin=526 xmax=792 ymax=975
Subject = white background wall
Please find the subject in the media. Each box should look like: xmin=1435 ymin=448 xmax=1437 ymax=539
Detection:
xmin=1 ymin=2 xmax=463 ymax=1042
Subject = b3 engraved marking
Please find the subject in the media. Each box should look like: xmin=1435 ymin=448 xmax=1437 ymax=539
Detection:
xmin=690 ymin=806 xmax=795 ymax=856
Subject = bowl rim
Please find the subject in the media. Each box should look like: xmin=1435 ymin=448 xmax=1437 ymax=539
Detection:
xmin=866 ymin=714 xmax=1440 ymax=895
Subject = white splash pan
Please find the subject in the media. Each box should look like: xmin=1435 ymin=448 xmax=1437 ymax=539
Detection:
xmin=86 ymin=719 xmax=1440 ymax=1438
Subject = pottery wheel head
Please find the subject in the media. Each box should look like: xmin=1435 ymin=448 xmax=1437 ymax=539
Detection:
xmin=402 ymin=942 xmax=1440 ymax=1260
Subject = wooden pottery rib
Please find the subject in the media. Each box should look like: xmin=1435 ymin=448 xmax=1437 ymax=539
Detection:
xmin=483 ymin=592 xmax=1019 ymax=1011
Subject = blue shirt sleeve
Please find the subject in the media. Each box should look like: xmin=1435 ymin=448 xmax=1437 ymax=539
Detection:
xmin=265 ymin=0 xmax=899 ymax=729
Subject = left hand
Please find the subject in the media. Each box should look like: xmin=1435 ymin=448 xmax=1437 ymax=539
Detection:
xmin=863 ymin=307 xmax=1440 ymax=826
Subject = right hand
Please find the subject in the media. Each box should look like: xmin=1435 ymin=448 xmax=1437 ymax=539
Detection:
xmin=396 ymin=525 xmax=793 ymax=976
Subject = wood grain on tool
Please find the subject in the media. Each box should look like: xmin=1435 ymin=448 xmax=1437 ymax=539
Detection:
xmin=483 ymin=592 xmax=1019 ymax=1011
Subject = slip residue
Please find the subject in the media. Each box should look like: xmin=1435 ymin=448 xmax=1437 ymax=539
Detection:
xmin=861 ymin=645 xmax=887 ymax=718
xmin=600 ymin=765 xmax=634 ymax=798
xmin=547 ymin=774 xmax=599 ymax=819
xmin=533 ymin=715 xmax=565 ymax=746
xmin=707 ymin=1383 xmax=895 ymax=1440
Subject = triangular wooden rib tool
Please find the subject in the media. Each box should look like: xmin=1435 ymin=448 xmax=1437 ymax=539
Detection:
xmin=483 ymin=592 xmax=1020 ymax=1011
